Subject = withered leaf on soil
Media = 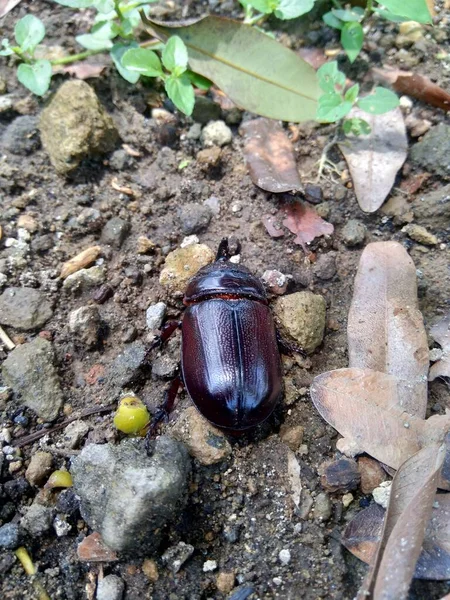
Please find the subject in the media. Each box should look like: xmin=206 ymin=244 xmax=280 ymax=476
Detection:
xmin=343 ymin=495 xmax=450 ymax=580
xmin=338 ymin=107 xmax=407 ymax=213
xmin=429 ymin=315 xmax=450 ymax=381
xmin=357 ymin=443 xmax=446 ymax=600
xmin=262 ymin=214 xmax=285 ymax=238
xmin=348 ymin=242 xmax=429 ymax=418
xmin=241 ymin=118 xmax=302 ymax=193
xmin=281 ymin=201 xmax=334 ymax=251
xmin=373 ymin=66 xmax=450 ymax=112
xmin=55 ymin=64 xmax=106 ymax=80
xmin=0 ymin=0 xmax=22 ymax=18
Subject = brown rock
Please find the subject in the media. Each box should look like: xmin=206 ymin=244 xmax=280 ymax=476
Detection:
xmin=279 ymin=424 xmax=304 ymax=451
xmin=77 ymin=532 xmax=118 ymax=562
xmin=216 ymin=571 xmax=235 ymax=593
xmin=358 ymin=456 xmax=387 ymax=494
xmin=319 ymin=458 xmax=360 ymax=493
xmin=142 ymin=558 xmax=159 ymax=582
xmin=159 ymin=244 xmax=215 ymax=295
xmin=25 ymin=451 xmax=53 ymax=486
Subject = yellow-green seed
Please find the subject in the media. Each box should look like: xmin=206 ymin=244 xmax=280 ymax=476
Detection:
xmin=45 ymin=470 xmax=73 ymax=489
xmin=113 ymin=395 xmax=150 ymax=435
xmin=15 ymin=546 xmax=36 ymax=576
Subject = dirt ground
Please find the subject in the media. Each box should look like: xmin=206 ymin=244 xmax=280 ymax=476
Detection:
xmin=1 ymin=1 xmax=450 ymax=599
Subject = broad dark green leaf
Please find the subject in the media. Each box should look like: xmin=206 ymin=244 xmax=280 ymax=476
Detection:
xmin=323 ymin=11 xmax=342 ymax=29
xmin=110 ymin=42 xmax=140 ymax=84
xmin=378 ymin=0 xmax=432 ymax=23
xmin=317 ymin=61 xmax=346 ymax=93
xmin=165 ymin=74 xmax=195 ymax=115
xmin=17 ymin=59 xmax=52 ymax=96
xmin=274 ymin=0 xmax=315 ymax=20
xmin=317 ymin=93 xmax=352 ymax=122
xmin=142 ymin=15 xmax=319 ymax=122
xmin=121 ymin=47 xmax=163 ymax=77
xmin=162 ymin=35 xmax=188 ymax=73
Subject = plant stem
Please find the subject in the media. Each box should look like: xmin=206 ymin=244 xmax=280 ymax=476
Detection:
xmin=366 ymin=0 xmax=373 ymax=12
xmin=50 ymin=48 xmax=107 ymax=66
xmin=245 ymin=12 xmax=268 ymax=26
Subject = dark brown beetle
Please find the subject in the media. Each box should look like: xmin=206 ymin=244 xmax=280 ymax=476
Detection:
xmin=148 ymin=238 xmax=301 ymax=438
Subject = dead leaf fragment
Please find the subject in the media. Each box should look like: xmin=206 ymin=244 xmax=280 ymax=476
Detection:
xmin=429 ymin=315 xmax=450 ymax=381
xmin=0 ymin=0 xmax=23 ymax=18
xmin=262 ymin=214 xmax=284 ymax=238
xmin=77 ymin=532 xmax=118 ymax=562
xmin=241 ymin=118 xmax=302 ymax=193
xmin=54 ymin=64 xmax=106 ymax=80
xmin=373 ymin=66 xmax=450 ymax=112
xmin=338 ymin=107 xmax=407 ymax=213
xmin=348 ymin=242 xmax=429 ymax=418
xmin=60 ymin=246 xmax=102 ymax=279
xmin=281 ymin=201 xmax=334 ymax=251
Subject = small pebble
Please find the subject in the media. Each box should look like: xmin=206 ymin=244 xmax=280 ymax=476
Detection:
xmin=314 ymin=492 xmax=332 ymax=521
xmin=180 ymin=235 xmax=199 ymax=248
xmin=342 ymin=492 xmax=354 ymax=508
xmin=201 ymin=120 xmax=232 ymax=147
xmin=101 ymin=217 xmax=130 ymax=249
xmin=96 ymin=574 xmax=125 ymax=600
xmin=77 ymin=532 xmax=118 ymax=562
xmin=0 ymin=523 xmax=21 ymax=549
xmin=203 ymin=559 xmax=218 ymax=572
xmin=146 ymin=302 xmax=167 ymax=331
xmin=216 ymin=571 xmax=235 ymax=593
xmin=162 ymin=541 xmax=194 ymax=573
xmin=25 ymin=451 xmax=53 ymax=486
xmin=341 ymin=220 xmax=366 ymax=246
xmin=373 ymin=480 xmax=392 ymax=508
xmin=179 ymin=203 xmax=212 ymax=235
xmin=69 ymin=305 xmax=101 ymax=348
xmin=278 ymin=549 xmax=291 ymax=565
xmin=402 ymin=224 xmax=438 ymax=246
xmin=262 ymin=270 xmax=289 ymax=295
xmin=142 ymin=558 xmax=159 ymax=582
xmin=20 ymin=502 xmax=53 ymax=536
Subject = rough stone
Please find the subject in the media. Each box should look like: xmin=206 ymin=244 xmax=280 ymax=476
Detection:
xmin=278 ymin=549 xmax=291 ymax=565
xmin=192 ymin=96 xmax=222 ymax=124
xmin=25 ymin=451 xmax=53 ymax=486
xmin=101 ymin=217 xmax=130 ymax=249
xmin=411 ymin=183 xmax=450 ymax=221
xmin=373 ymin=480 xmax=392 ymax=508
xmin=0 ymin=287 xmax=53 ymax=330
xmin=1 ymin=337 xmax=63 ymax=420
xmin=273 ymin=291 xmax=326 ymax=354
xmin=152 ymin=354 xmax=179 ymax=379
xmin=108 ymin=341 xmax=147 ymax=389
xmin=171 ymin=406 xmax=232 ymax=466
xmin=313 ymin=252 xmax=337 ymax=280
xmin=20 ymin=502 xmax=53 ymax=536
xmin=314 ymin=492 xmax=332 ymax=521
xmin=261 ymin=270 xmax=289 ymax=295
xmin=178 ymin=203 xmax=212 ymax=235
xmin=71 ymin=436 xmax=190 ymax=554
xmin=162 ymin=541 xmax=194 ymax=573
xmin=410 ymin=124 xmax=450 ymax=177
xmin=77 ymin=532 xmax=118 ymax=562
xmin=201 ymin=120 xmax=232 ymax=147
xmin=39 ymin=80 xmax=119 ymax=175
xmin=203 ymin=559 xmax=218 ymax=572
xmin=146 ymin=302 xmax=167 ymax=331
xmin=358 ymin=457 xmax=387 ymax=495
xmin=96 ymin=575 xmax=124 ymax=600
xmin=62 ymin=420 xmax=90 ymax=449
xmin=63 ymin=266 xmax=105 ymax=293
xmin=69 ymin=305 xmax=101 ymax=348
xmin=159 ymin=244 xmax=215 ymax=295
xmin=402 ymin=223 xmax=438 ymax=245
xmin=216 ymin=571 xmax=235 ymax=593
xmin=341 ymin=220 xmax=366 ymax=247
xmin=142 ymin=558 xmax=159 ymax=581
xmin=319 ymin=458 xmax=361 ymax=493
xmin=279 ymin=424 xmax=304 ymax=451
xmin=2 ymin=116 xmax=40 ymax=155
xmin=0 ymin=523 xmax=22 ymax=549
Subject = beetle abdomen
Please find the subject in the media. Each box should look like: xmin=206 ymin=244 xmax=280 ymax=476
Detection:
xmin=181 ymin=299 xmax=282 ymax=430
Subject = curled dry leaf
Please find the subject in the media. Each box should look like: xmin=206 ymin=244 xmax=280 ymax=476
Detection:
xmin=373 ymin=66 xmax=450 ymax=112
xmin=55 ymin=64 xmax=106 ymax=80
xmin=343 ymin=495 xmax=450 ymax=580
xmin=429 ymin=315 xmax=450 ymax=381
xmin=338 ymin=107 xmax=407 ymax=213
xmin=357 ymin=443 xmax=446 ymax=600
xmin=60 ymin=246 xmax=102 ymax=279
xmin=262 ymin=214 xmax=284 ymax=238
xmin=348 ymin=242 xmax=429 ymax=418
xmin=241 ymin=118 xmax=302 ymax=193
xmin=281 ymin=201 xmax=334 ymax=251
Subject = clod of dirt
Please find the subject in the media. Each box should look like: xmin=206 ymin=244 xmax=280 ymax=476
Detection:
xmin=20 ymin=502 xmax=54 ymax=537
xmin=178 ymin=202 xmax=212 ymax=235
xmin=1 ymin=337 xmax=63 ymax=421
xmin=402 ymin=223 xmax=438 ymax=246
xmin=68 ymin=305 xmax=101 ymax=348
xmin=319 ymin=457 xmax=361 ymax=493
xmin=0 ymin=523 xmax=22 ymax=550
xmin=25 ymin=451 xmax=53 ymax=486
xmin=100 ymin=217 xmax=130 ymax=249
xmin=162 ymin=541 xmax=195 ymax=574
xmin=192 ymin=96 xmax=222 ymax=124
xmin=107 ymin=341 xmax=147 ymax=389
xmin=410 ymin=123 xmax=450 ymax=177
xmin=313 ymin=252 xmax=337 ymax=281
xmin=313 ymin=492 xmax=332 ymax=521
xmin=63 ymin=266 xmax=105 ymax=293
xmin=171 ymin=406 xmax=232 ymax=466
xmin=273 ymin=291 xmax=326 ymax=354
xmin=201 ymin=120 xmax=232 ymax=147
xmin=39 ymin=80 xmax=119 ymax=176
xmin=279 ymin=424 xmax=304 ymax=451
xmin=1 ymin=116 xmax=40 ymax=155
xmin=71 ymin=437 xmax=190 ymax=554
xmin=340 ymin=219 xmax=366 ymax=247
xmin=159 ymin=243 xmax=215 ymax=295
xmin=96 ymin=574 xmax=125 ymax=600
xmin=411 ymin=183 xmax=450 ymax=221
xmin=0 ymin=286 xmax=53 ymax=330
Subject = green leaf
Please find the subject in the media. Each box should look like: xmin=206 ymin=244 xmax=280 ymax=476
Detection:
xmin=165 ymin=74 xmax=195 ymax=115
xmin=341 ymin=21 xmax=364 ymax=63
xmin=376 ymin=0 xmax=432 ymax=24
xmin=92 ymin=0 xmax=115 ymax=12
xmin=17 ymin=59 xmax=52 ymax=96
xmin=247 ymin=0 xmax=278 ymax=14
xmin=322 ymin=11 xmax=342 ymax=29
xmin=143 ymin=15 xmax=319 ymax=122
xmin=121 ymin=47 xmax=163 ymax=76
xmin=343 ymin=117 xmax=371 ymax=136
xmin=344 ymin=83 xmax=359 ymax=103
xmin=186 ymin=70 xmax=213 ymax=90
xmin=15 ymin=15 xmax=45 ymax=54
xmin=372 ymin=8 xmax=408 ymax=22
xmin=110 ymin=42 xmax=140 ymax=83
xmin=316 ymin=61 xmax=346 ymax=94
xmin=357 ymin=87 xmax=399 ymax=114
xmin=76 ymin=21 xmax=118 ymax=50
xmin=76 ymin=33 xmax=113 ymax=50
xmin=162 ymin=36 xmax=188 ymax=73
xmin=274 ymin=0 xmax=315 ymax=20
xmin=317 ymin=93 xmax=352 ymax=122
xmin=0 ymin=39 xmax=14 ymax=56
xmin=53 ymin=0 xmax=94 ymax=7
xmin=331 ymin=7 xmax=364 ymax=21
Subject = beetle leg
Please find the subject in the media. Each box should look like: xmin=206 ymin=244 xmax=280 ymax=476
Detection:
xmin=215 ymin=237 xmax=242 ymax=261
xmin=145 ymin=320 xmax=182 ymax=361
xmin=145 ymin=373 xmax=183 ymax=454
xmin=276 ymin=329 xmax=307 ymax=358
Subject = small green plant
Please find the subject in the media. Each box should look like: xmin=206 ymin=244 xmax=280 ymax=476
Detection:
xmin=240 ymin=0 xmax=316 ymax=24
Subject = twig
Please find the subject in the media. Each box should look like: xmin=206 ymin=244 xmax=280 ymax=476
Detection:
xmin=0 ymin=325 xmax=15 ymax=350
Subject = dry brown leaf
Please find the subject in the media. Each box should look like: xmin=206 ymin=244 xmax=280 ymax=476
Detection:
xmin=262 ymin=214 xmax=285 ymax=238
xmin=373 ymin=66 xmax=450 ymax=112
xmin=241 ymin=118 xmax=302 ymax=193
xmin=357 ymin=443 xmax=445 ymax=600
xmin=348 ymin=242 xmax=429 ymax=418
xmin=281 ymin=201 xmax=334 ymax=251
xmin=210 ymin=87 xmax=236 ymax=111
xmin=55 ymin=64 xmax=106 ymax=80
xmin=338 ymin=107 xmax=407 ymax=213
xmin=0 ymin=0 xmax=23 ymax=18
xmin=60 ymin=246 xmax=102 ymax=279
xmin=297 ymin=48 xmax=328 ymax=70
xmin=429 ymin=315 xmax=450 ymax=381
xmin=343 ymin=495 xmax=450 ymax=580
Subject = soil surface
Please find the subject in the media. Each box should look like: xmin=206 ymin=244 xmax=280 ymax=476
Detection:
xmin=1 ymin=1 xmax=450 ymax=599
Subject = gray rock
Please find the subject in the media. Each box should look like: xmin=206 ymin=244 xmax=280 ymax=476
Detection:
xmin=109 ymin=149 xmax=133 ymax=171
xmin=192 ymin=96 xmax=222 ymax=124
xmin=341 ymin=219 xmax=366 ymax=247
xmin=201 ymin=120 xmax=232 ymax=147
xmin=71 ymin=436 xmax=190 ymax=554
xmin=1 ymin=337 xmax=63 ymax=420
xmin=108 ymin=341 xmax=147 ymax=389
xmin=411 ymin=183 xmax=450 ymax=221
xmin=152 ymin=354 xmax=179 ymax=379
xmin=63 ymin=266 xmax=106 ymax=293
xmin=0 ymin=287 xmax=53 ymax=330
xmin=39 ymin=80 xmax=119 ymax=176
xmin=187 ymin=123 xmax=202 ymax=140
xmin=101 ymin=217 xmax=130 ymax=249
xmin=2 ymin=116 xmax=40 ymax=155
xmin=146 ymin=302 xmax=167 ymax=331
xmin=162 ymin=541 xmax=195 ymax=573
xmin=314 ymin=492 xmax=332 ymax=521
xmin=313 ymin=252 xmax=337 ymax=280
xmin=179 ymin=203 xmax=212 ymax=235
xmin=69 ymin=305 xmax=101 ymax=348
xmin=273 ymin=292 xmax=326 ymax=354
xmin=21 ymin=503 xmax=54 ymax=536
xmin=410 ymin=124 xmax=450 ymax=177
xmin=96 ymin=575 xmax=125 ymax=600
xmin=0 ymin=523 xmax=21 ymax=549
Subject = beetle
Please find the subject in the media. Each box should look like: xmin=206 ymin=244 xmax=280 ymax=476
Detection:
xmin=147 ymin=238 xmax=303 ymax=440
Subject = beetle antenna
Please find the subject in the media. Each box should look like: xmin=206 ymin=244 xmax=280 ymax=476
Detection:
xmin=216 ymin=237 xmax=241 ymax=261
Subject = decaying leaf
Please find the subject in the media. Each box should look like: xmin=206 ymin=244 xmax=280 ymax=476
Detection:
xmin=262 ymin=214 xmax=284 ymax=238
xmin=343 ymin=495 xmax=450 ymax=580
xmin=55 ymin=64 xmax=106 ymax=80
xmin=0 ymin=0 xmax=23 ymax=18
xmin=281 ymin=202 xmax=334 ymax=251
xmin=357 ymin=443 xmax=445 ymax=600
xmin=373 ymin=66 xmax=450 ymax=112
xmin=348 ymin=242 xmax=429 ymax=418
xmin=429 ymin=315 xmax=450 ymax=381
xmin=338 ymin=107 xmax=407 ymax=213
xmin=241 ymin=118 xmax=302 ymax=193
